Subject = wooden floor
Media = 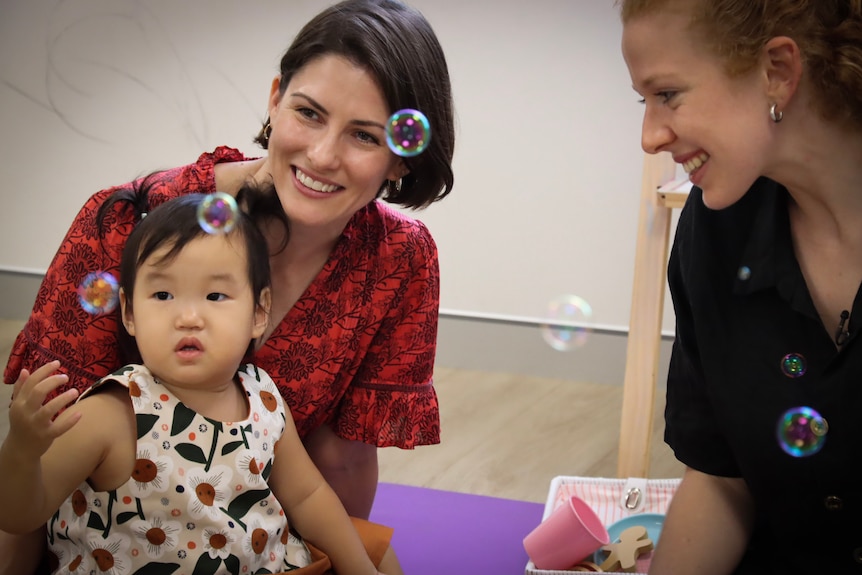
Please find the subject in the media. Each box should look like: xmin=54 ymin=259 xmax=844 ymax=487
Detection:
xmin=0 ymin=318 xmax=683 ymax=505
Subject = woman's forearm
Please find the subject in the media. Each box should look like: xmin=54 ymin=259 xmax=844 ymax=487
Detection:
xmin=303 ymin=425 xmax=379 ymax=519
xmin=0 ymin=527 xmax=45 ymax=575
xmin=0 ymin=444 xmax=48 ymax=533
xmin=649 ymin=467 xmax=755 ymax=575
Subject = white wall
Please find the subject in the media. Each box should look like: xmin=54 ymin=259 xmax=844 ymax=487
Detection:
xmin=0 ymin=0 xmax=677 ymax=334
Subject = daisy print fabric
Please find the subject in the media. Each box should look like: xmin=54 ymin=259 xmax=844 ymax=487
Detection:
xmin=47 ymin=364 xmax=312 ymax=574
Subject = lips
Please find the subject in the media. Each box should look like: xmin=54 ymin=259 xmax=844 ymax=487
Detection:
xmin=294 ymin=167 xmax=342 ymax=193
xmin=175 ymin=337 xmax=203 ymax=354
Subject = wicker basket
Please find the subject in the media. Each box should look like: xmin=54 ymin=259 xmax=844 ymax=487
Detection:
xmin=525 ymin=475 xmax=681 ymax=575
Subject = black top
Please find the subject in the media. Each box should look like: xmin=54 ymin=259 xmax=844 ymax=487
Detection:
xmin=666 ymin=177 xmax=862 ymax=573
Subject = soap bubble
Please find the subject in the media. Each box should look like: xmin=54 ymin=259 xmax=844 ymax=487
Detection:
xmin=385 ymin=109 xmax=431 ymax=157
xmin=541 ymin=295 xmax=593 ymax=351
xmin=197 ymin=192 xmax=238 ymax=234
xmin=776 ymin=406 xmax=827 ymax=457
xmin=78 ymin=271 xmax=119 ymax=315
xmin=780 ymin=353 xmax=806 ymax=378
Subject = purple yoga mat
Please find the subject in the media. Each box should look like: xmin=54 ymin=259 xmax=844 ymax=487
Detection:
xmin=370 ymin=482 xmax=544 ymax=575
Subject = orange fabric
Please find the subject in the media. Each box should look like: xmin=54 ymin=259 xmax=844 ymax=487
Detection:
xmin=273 ymin=517 xmax=393 ymax=574
xmin=4 ymin=147 xmax=440 ymax=449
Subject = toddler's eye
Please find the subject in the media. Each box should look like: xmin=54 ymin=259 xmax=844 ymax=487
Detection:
xmin=154 ymin=292 xmax=172 ymax=301
xmin=207 ymin=293 xmax=228 ymax=302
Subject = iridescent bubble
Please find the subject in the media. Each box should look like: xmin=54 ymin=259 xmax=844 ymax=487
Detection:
xmin=737 ymin=266 xmax=751 ymax=281
xmin=197 ymin=192 xmax=238 ymax=235
xmin=385 ymin=109 xmax=431 ymax=157
xmin=776 ymin=406 xmax=828 ymax=457
xmin=781 ymin=353 xmax=806 ymax=378
xmin=541 ymin=295 xmax=593 ymax=351
xmin=78 ymin=271 xmax=119 ymax=315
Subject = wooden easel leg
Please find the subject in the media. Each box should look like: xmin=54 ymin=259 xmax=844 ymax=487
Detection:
xmin=616 ymin=152 xmax=677 ymax=479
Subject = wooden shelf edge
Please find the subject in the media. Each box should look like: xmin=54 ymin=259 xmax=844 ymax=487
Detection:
xmin=657 ymin=178 xmax=692 ymax=209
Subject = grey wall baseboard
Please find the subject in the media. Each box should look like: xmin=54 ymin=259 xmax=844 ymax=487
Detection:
xmin=0 ymin=270 xmax=41 ymax=321
xmin=435 ymin=314 xmax=674 ymax=387
xmin=0 ymin=269 xmax=674 ymax=387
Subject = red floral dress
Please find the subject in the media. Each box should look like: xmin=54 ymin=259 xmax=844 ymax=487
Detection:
xmin=4 ymin=147 xmax=440 ymax=448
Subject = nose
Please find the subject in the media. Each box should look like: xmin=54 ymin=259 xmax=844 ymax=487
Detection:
xmin=306 ymin=128 xmax=341 ymax=171
xmin=640 ymin=105 xmax=675 ymax=155
xmin=176 ymin=303 xmax=203 ymax=330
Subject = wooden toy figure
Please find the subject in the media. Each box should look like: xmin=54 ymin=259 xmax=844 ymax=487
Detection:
xmin=598 ymin=525 xmax=654 ymax=572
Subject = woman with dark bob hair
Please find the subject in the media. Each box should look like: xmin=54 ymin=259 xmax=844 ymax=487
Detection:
xmin=2 ymin=0 xmax=455 ymax=572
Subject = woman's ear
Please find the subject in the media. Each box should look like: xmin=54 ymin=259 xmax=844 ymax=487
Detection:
xmin=119 ymin=288 xmax=135 ymax=336
xmin=252 ymin=287 xmax=272 ymax=340
xmin=268 ymin=76 xmax=283 ymax=119
xmin=387 ymin=159 xmax=410 ymax=182
xmin=762 ymin=36 xmax=802 ymax=111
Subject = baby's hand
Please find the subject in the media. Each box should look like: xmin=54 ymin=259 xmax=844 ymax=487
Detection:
xmin=7 ymin=361 xmax=80 ymax=458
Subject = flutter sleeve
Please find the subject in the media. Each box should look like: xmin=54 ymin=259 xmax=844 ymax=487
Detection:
xmin=333 ymin=219 xmax=441 ymax=449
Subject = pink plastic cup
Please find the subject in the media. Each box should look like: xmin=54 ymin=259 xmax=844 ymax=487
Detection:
xmin=523 ymin=496 xmax=610 ymax=570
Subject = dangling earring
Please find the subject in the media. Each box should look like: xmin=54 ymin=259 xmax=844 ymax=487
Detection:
xmin=770 ymin=103 xmax=783 ymax=123
xmin=263 ymin=120 xmax=272 ymax=143
xmin=395 ymin=178 xmax=402 ymax=193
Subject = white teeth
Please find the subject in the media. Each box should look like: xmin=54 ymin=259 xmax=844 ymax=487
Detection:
xmin=682 ymin=152 xmax=710 ymax=174
xmin=296 ymin=168 xmax=339 ymax=193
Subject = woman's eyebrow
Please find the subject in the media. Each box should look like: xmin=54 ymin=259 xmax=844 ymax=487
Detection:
xmin=290 ymin=91 xmax=386 ymax=130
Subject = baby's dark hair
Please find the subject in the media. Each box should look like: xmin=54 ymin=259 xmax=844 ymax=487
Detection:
xmin=96 ymin=176 xmax=288 ymax=364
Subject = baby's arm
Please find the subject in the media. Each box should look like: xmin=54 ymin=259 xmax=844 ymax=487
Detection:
xmin=270 ymin=415 xmax=381 ymax=575
xmin=0 ymin=362 xmax=125 ymax=533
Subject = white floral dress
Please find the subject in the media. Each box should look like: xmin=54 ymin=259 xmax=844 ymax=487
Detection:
xmin=47 ymin=363 xmax=312 ymax=575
